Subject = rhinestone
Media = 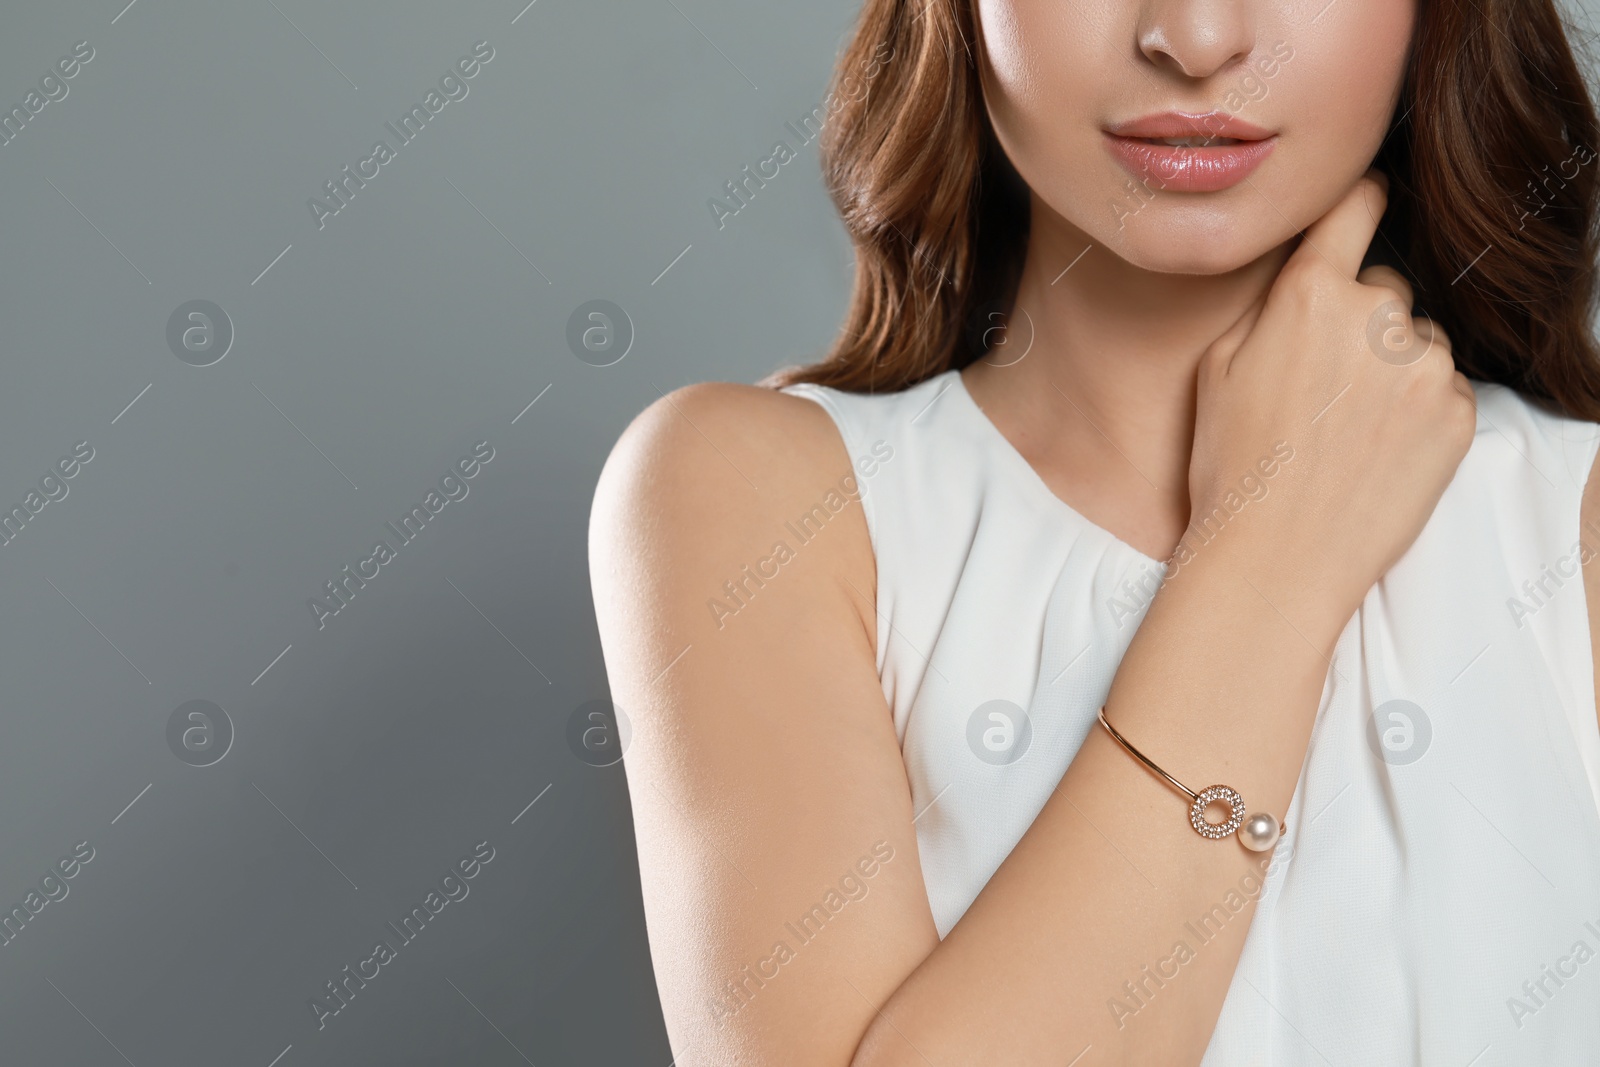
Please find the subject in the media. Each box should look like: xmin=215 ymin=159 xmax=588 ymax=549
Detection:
xmin=1189 ymin=785 xmax=1246 ymax=840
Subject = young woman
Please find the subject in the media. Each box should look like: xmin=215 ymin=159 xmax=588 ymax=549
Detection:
xmin=589 ymin=0 xmax=1600 ymax=1062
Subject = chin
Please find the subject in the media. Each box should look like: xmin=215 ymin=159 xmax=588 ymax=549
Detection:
xmin=1096 ymin=209 xmax=1285 ymax=276
xmin=1115 ymin=238 xmax=1265 ymax=276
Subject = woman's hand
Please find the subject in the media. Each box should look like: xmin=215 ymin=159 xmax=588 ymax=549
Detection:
xmin=1182 ymin=168 xmax=1477 ymax=641
xmin=591 ymin=168 xmax=1479 ymax=1067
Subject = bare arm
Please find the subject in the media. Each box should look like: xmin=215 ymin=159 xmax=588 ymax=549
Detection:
xmin=589 ymin=172 xmax=1474 ymax=1066
xmin=590 ymin=379 xmax=939 ymax=1065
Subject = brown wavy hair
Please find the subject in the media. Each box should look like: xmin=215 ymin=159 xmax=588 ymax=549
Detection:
xmin=762 ymin=0 xmax=1600 ymax=422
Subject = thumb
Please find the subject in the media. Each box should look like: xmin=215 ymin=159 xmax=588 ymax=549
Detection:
xmin=1202 ymin=288 xmax=1269 ymax=376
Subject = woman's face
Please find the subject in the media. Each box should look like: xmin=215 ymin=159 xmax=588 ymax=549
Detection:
xmin=976 ymin=0 xmax=1417 ymax=274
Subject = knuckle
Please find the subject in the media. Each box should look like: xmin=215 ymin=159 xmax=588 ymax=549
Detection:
xmin=1415 ymin=314 xmax=1452 ymax=347
xmin=1367 ymin=285 xmax=1408 ymax=311
xmin=1432 ymin=342 xmax=1459 ymax=373
xmin=1280 ymin=253 xmax=1331 ymax=295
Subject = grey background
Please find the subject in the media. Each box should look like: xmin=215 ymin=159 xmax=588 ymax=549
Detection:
xmin=0 ymin=1 xmax=862 ymax=1064
xmin=6 ymin=2 xmax=1600 ymax=1066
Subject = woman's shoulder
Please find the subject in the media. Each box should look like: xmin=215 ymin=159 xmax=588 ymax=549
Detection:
xmin=590 ymin=369 xmax=950 ymax=555
xmin=588 ymin=379 xmax=877 ymax=649
xmin=591 ymin=380 xmax=862 ymax=518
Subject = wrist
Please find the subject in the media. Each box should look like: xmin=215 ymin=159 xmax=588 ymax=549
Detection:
xmin=1153 ymin=534 xmax=1355 ymax=659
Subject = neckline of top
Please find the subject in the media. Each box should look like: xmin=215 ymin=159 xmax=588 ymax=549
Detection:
xmin=939 ymin=368 xmax=1165 ymax=570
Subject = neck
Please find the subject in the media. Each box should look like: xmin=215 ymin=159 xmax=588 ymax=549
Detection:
xmin=960 ymin=197 xmax=1294 ymax=557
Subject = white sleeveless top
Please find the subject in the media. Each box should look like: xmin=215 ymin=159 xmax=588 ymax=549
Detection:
xmin=782 ymin=368 xmax=1600 ymax=1064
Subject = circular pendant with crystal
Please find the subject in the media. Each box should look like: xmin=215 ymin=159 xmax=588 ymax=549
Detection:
xmin=1189 ymin=784 xmax=1247 ymax=839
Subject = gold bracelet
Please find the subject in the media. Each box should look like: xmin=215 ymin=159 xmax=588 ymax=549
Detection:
xmin=1096 ymin=706 xmax=1281 ymax=851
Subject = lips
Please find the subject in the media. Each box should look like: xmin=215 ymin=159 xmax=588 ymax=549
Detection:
xmin=1103 ymin=110 xmax=1276 ymax=193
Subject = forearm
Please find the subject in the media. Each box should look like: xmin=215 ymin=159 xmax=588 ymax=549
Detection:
xmin=851 ymin=543 xmax=1345 ymax=1066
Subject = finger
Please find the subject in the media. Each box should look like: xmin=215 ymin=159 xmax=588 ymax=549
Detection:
xmin=1397 ymin=316 xmax=1456 ymax=369
xmin=1356 ymin=264 xmax=1414 ymax=311
xmin=1413 ymin=316 xmax=1451 ymax=351
xmin=1205 ymin=287 xmax=1270 ymax=373
xmin=1289 ymin=168 xmax=1389 ymax=281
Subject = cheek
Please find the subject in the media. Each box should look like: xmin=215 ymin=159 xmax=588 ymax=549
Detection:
xmin=1283 ymin=0 xmax=1414 ymax=146
xmin=977 ymin=0 xmax=1056 ymax=100
xmin=977 ymin=0 xmax=1110 ymax=199
xmin=1243 ymin=1 xmax=1415 ymax=228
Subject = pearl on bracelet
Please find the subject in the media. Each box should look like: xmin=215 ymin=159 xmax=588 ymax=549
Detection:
xmin=1238 ymin=811 xmax=1281 ymax=852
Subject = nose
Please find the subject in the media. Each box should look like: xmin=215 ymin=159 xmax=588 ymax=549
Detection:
xmin=1136 ymin=0 xmax=1257 ymax=80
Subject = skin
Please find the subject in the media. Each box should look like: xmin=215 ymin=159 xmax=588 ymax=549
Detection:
xmin=966 ymin=0 xmax=1417 ymax=556
xmin=589 ymin=2 xmax=1599 ymax=1064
